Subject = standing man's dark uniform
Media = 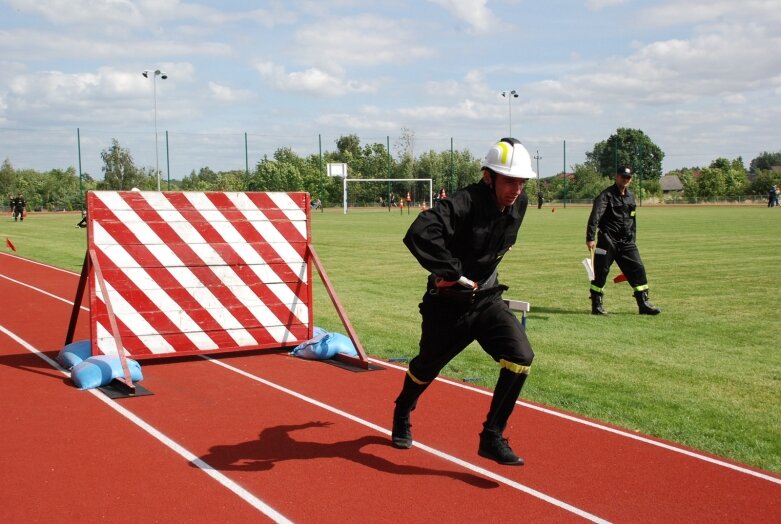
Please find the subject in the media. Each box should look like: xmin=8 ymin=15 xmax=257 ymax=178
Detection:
xmin=391 ymin=138 xmax=536 ymax=466
xmin=11 ymin=193 xmax=26 ymax=222
xmin=586 ymin=166 xmax=660 ymax=315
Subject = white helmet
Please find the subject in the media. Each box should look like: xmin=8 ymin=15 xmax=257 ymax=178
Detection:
xmin=481 ymin=138 xmax=536 ymax=179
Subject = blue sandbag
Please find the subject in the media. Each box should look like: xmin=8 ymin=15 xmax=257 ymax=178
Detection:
xmin=70 ymin=355 xmax=143 ymax=390
xmin=290 ymin=329 xmax=358 ymax=360
xmin=326 ymin=332 xmax=358 ymax=357
xmin=57 ymin=340 xmax=93 ymax=369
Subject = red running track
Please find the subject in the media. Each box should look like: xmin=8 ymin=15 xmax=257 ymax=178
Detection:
xmin=1 ymin=252 xmax=779 ymax=523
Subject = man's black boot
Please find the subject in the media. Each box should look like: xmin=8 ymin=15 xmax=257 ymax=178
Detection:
xmin=634 ymin=290 xmax=661 ymax=315
xmin=478 ymin=367 xmax=528 ymax=465
xmin=478 ymin=431 xmax=524 ymax=465
xmin=391 ymin=373 xmax=429 ymax=449
xmin=391 ymin=406 xmax=413 ymax=449
xmin=590 ymin=290 xmax=608 ymax=315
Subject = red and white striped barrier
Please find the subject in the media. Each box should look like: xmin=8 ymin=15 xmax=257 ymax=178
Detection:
xmin=84 ymin=191 xmax=313 ymax=360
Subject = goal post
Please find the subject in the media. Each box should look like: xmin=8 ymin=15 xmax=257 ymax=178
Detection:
xmin=343 ymin=178 xmax=433 ymax=214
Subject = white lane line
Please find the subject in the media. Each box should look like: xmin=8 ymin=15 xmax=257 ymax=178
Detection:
xmin=374 ymin=359 xmax=781 ymax=486
xmin=6 ymin=256 xmax=781 ymax=487
xmin=0 ymin=324 xmax=292 ymax=524
xmin=204 ymin=356 xmax=610 ymax=524
xmin=0 ymin=273 xmax=89 ymax=310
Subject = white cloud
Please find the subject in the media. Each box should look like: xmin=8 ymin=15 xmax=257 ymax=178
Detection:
xmin=207 ymin=82 xmax=253 ymax=103
xmin=254 ymin=61 xmax=376 ymax=96
xmin=428 ymin=0 xmax=500 ymax=34
xmin=291 ymin=14 xmax=436 ymax=71
xmin=586 ymin=0 xmax=628 ymax=10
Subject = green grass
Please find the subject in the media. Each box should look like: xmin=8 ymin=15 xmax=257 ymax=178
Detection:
xmin=3 ymin=206 xmax=780 ymax=474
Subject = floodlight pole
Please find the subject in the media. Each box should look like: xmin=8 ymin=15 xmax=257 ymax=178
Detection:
xmin=143 ymin=69 xmax=167 ymax=191
xmin=501 ymin=90 xmax=519 ymax=136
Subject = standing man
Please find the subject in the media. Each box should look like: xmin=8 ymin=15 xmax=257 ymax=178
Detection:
xmin=11 ymin=193 xmax=26 ymax=222
xmin=392 ymin=138 xmax=535 ymax=466
xmin=586 ymin=166 xmax=661 ymax=315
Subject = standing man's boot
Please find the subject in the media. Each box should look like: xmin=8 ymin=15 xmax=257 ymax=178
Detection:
xmin=634 ymin=290 xmax=661 ymax=315
xmin=391 ymin=372 xmax=430 ymax=449
xmin=590 ymin=290 xmax=608 ymax=315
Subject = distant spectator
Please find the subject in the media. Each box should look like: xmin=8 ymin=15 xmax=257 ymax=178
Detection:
xmin=769 ymin=185 xmax=778 ymax=208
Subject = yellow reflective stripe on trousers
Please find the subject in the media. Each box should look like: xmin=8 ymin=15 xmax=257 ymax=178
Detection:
xmin=406 ymin=369 xmax=429 ymax=385
xmin=590 ymin=284 xmax=604 ymax=293
xmin=633 ymin=284 xmax=649 ymax=292
xmin=500 ymin=359 xmax=531 ymax=375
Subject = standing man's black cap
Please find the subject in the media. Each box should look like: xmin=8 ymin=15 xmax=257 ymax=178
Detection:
xmin=617 ymin=166 xmax=633 ymax=177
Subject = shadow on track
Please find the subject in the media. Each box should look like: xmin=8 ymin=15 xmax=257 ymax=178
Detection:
xmin=195 ymin=421 xmax=499 ymax=489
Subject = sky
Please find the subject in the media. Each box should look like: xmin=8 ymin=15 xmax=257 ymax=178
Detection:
xmin=1 ymin=0 xmax=780 ymax=180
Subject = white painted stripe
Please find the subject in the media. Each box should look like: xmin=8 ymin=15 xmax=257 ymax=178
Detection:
xmin=373 ymin=359 xmax=781 ymax=486
xmin=186 ymin=192 xmax=307 ymax=327
xmin=143 ymin=193 xmax=299 ymax=342
xmin=96 ymin=280 xmax=175 ymax=354
xmin=92 ymin=195 xmax=258 ymax=348
xmin=267 ymin=192 xmax=308 ymax=238
xmin=93 ymin=222 xmax=219 ymax=350
xmin=0 ymin=324 xmax=292 ymax=524
xmin=205 ymin=356 xmax=609 ymax=523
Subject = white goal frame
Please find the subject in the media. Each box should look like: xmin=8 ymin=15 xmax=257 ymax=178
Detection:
xmin=343 ymin=178 xmax=433 ymax=214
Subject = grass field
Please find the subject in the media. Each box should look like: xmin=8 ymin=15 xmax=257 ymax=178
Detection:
xmin=2 ymin=204 xmax=780 ymax=474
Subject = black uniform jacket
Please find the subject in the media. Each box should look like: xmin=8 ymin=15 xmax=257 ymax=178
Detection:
xmin=586 ymin=184 xmax=637 ymax=244
xmin=403 ymin=180 xmax=527 ymax=286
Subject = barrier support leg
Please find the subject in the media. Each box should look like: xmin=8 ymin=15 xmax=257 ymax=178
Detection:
xmin=65 ymin=251 xmax=90 ymax=346
xmin=308 ymin=245 xmax=374 ymax=370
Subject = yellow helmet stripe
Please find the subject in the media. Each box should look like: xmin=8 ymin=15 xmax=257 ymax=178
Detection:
xmin=496 ymin=141 xmax=511 ymax=165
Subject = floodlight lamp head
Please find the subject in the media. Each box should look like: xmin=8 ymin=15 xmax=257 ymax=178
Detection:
xmin=142 ymin=70 xmax=149 ymax=78
xmin=161 ymin=72 xmax=168 ymax=80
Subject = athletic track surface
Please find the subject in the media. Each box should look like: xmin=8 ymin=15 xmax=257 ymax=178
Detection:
xmin=1 ymin=252 xmax=779 ymax=523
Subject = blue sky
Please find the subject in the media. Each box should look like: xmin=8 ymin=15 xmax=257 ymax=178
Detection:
xmin=1 ymin=0 xmax=779 ymax=179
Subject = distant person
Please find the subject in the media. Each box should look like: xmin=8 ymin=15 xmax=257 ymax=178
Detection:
xmin=11 ymin=193 xmax=26 ymax=222
xmin=391 ymin=137 xmax=536 ymax=466
xmin=769 ymin=185 xmax=779 ymax=208
xmin=537 ymin=190 xmax=543 ymax=209
xmin=775 ymin=185 xmax=780 ymax=207
xmin=586 ymin=166 xmax=661 ymax=315
xmin=75 ymin=210 xmax=87 ymax=228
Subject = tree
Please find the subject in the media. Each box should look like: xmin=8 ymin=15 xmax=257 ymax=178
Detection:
xmin=1 ymin=158 xmax=15 ymax=199
xmin=749 ymin=151 xmax=781 ymax=173
xmin=568 ymin=163 xmax=610 ymax=200
xmin=99 ymin=139 xmax=141 ymax=190
xmin=587 ymin=128 xmax=664 ymax=180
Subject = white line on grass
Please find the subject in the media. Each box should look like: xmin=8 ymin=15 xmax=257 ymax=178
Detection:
xmin=204 ymin=356 xmax=611 ymax=524
xmin=374 ymin=359 xmax=781 ymax=486
xmin=0 ymin=324 xmax=293 ymax=524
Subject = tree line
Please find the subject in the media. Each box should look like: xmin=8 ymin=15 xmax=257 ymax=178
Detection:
xmin=2 ymin=128 xmax=780 ymax=211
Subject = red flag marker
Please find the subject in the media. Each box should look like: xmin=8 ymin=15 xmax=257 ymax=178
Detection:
xmin=613 ymin=273 xmax=627 ymax=283
xmin=5 ymin=237 xmax=16 ymax=251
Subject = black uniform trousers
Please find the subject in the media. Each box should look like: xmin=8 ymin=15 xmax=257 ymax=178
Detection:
xmin=408 ymin=290 xmax=534 ymax=384
xmin=591 ymin=233 xmax=648 ymax=291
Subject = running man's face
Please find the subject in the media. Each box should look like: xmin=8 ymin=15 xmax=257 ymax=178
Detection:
xmin=487 ymin=172 xmax=526 ymax=209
